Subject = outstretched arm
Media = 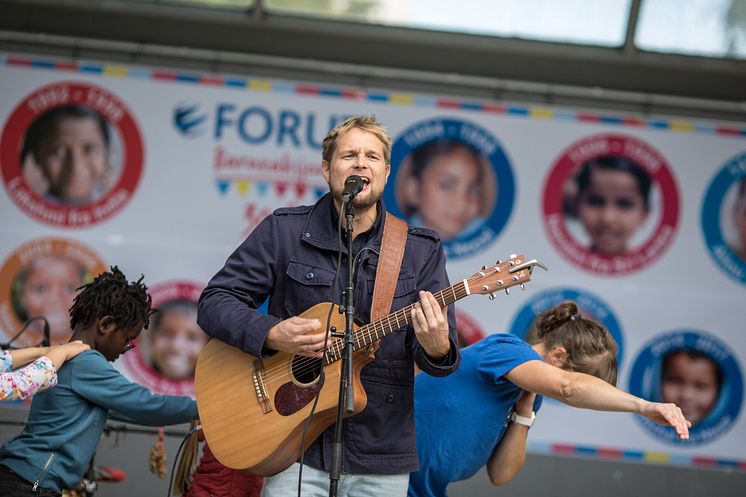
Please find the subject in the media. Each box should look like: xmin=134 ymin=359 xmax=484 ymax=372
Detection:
xmin=0 ymin=342 xmax=90 ymax=400
xmin=43 ymin=341 xmax=91 ymax=369
xmin=8 ymin=342 xmax=90 ymax=370
xmin=486 ymin=390 xmax=536 ymax=485
xmin=6 ymin=346 xmax=51 ymax=369
xmin=505 ymin=360 xmax=690 ymax=440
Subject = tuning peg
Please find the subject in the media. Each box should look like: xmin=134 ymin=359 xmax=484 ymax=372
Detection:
xmin=520 ymin=284 xmax=526 ymax=291
xmin=495 ymin=260 xmax=502 ymax=265
xmin=505 ymin=288 xmax=510 ymax=295
xmin=481 ymin=285 xmax=489 ymax=292
xmin=488 ymin=293 xmax=496 ymax=301
xmin=509 ymin=253 xmax=517 ymax=259
xmin=481 ymin=265 xmax=487 ymax=270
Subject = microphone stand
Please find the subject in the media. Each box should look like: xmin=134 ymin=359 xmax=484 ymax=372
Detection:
xmin=328 ymin=197 xmax=356 ymax=497
xmin=42 ymin=320 xmax=51 ymax=348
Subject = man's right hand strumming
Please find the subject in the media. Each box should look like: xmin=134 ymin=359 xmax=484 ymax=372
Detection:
xmin=265 ymin=317 xmax=325 ymax=358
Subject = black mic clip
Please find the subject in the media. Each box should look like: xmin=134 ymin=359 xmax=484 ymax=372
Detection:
xmin=340 ymin=175 xmax=365 ymax=203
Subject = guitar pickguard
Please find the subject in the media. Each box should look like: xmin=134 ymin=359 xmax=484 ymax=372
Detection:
xmin=274 ymin=377 xmax=324 ymax=416
xmin=273 ymin=355 xmax=325 ymax=416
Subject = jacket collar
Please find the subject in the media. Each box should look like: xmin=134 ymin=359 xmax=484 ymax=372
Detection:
xmin=302 ymin=193 xmax=385 ymax=253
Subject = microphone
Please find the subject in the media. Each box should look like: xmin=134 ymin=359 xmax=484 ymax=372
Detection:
xmin=341 ymin=175 xmax=365 ymax=203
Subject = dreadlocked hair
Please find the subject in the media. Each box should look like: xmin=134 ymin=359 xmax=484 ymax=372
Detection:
xmin=535 ymin=301 xmax=619 ymax=386
xmin=69 ymin=266 xmax=153 ymax=332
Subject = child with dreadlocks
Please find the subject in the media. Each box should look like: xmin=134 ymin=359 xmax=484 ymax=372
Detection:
xmin=0 ymin=266 xmax=199 ymax=497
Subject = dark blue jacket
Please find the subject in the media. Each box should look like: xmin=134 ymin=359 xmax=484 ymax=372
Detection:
xmin=198 ymin=193 xmax=460 ymax=474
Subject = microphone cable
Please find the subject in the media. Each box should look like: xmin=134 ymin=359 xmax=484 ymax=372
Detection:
xmin=166 ymin=424 xmax=201 ymax=497
xmin=0 ymin=316 xmax=52 ymax=349
xmin=295 ymin=196 xmax=378 ymax=497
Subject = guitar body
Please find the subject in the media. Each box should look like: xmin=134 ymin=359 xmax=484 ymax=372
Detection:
xmin=195 ymin=302 xmax=373 ymax=476
xmin=195 ymin=255 xmax=541 ymax=477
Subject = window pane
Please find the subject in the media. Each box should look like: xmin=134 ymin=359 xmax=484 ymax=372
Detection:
xmin=636 ymin=0 xmax=746 ymax=59
xmin=266 ymin=0 xmax=632 ymax=47
xmin=131 ymin=0 xmax=253 ymax=8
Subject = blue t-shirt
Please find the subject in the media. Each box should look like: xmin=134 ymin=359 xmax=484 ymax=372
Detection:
xmin=409 ymin=334 xmax=543 ymax=497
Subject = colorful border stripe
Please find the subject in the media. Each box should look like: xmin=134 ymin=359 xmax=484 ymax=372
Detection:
xmin=528 ymin=442 xmax=746 ymax=471
xmin=3 ymin=54 xmax=746 ymax=138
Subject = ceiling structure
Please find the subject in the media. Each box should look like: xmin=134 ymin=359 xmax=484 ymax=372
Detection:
xmin=1 ymin=0 xmax=746 ymax=121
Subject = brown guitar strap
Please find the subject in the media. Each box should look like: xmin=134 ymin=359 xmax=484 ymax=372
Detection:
xmin=371 ymin=212 xmax=408 ymax=321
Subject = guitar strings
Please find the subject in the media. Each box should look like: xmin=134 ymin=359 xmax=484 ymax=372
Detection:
xmin=257 ymin=285 xmax=462 ymax=382
xmin=257 ymin=277 xmax=484 ymax=382
xmin=257 ymin=270 xmax=507 ymax=383
xmin=257 ymin=303 xmax=416 ymax=383
xmin=260 ymin=265 xmax=519 ymax=383
xmin=256 ymin=280 xmax=474 ymax=383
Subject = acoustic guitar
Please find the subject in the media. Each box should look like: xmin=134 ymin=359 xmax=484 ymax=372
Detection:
xmin=194 ymin=255 xmax=546 ymax=476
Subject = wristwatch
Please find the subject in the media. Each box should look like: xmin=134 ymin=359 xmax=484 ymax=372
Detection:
xmin=509 ymin=410 xmax=536 ymax=428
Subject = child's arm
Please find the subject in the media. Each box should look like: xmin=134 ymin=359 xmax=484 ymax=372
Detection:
xmin=44 ymin=341 xmax=90 ymax=369
xmin=71 ymin=352 xmax=198 ymax=425
xmin=1 ymin=356 xmax=55 ymax=401
xmin=0 ymin=350 xmax=12 ymax=372
xmin=0 ymin=342 xmax=90 ymax=401
xmin=4 ymin=346 xmax=51 ymax=370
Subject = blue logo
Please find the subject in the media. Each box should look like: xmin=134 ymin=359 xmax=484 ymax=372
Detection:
xmin=628 ymin=330 xmax=743 ymax=445
xmin=701 ymin=152 xmax=746 ymax=285
xmin=386 ymin=118 xmax=515 ymax=260
xmin=173 ymin=102 xmax=208 ymax=137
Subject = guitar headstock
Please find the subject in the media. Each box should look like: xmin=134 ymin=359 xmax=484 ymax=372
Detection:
xmin=466 ymin=254 xmax=548 ymax=300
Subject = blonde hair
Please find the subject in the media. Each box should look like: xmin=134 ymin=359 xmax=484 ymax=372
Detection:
xmin=321 ymin=115 xmax=392 ymax=165
xmin=535 ymin=301 xmax=618 ymax=386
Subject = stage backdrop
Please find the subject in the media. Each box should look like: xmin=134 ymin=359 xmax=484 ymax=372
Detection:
xmin=1 ymin=53 xmax=745 ymax=472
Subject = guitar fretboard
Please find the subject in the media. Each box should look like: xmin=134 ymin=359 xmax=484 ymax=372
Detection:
xmin=323 ymin=280 xmax=469 ymax=364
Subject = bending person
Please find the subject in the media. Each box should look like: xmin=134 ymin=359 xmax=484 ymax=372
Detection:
xmin=409 ymin=301 xmax=690 ymax=497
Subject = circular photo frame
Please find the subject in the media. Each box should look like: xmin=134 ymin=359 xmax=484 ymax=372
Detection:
xmin=385 ymin=117 xmax=515 ymax=260
xmin=0 ymin=237 xmax=107 ymax=346
xmin=542 ymin=134 xmax=679 ymax=275
xmin=701 ymin=151 xmax=746 ymax=285
xmin=1 ymin=81 xmax=144 ymax=227
xmin=120 ymin=280 xmax=207 ymax=397
xmin=628 ymin=330 xmax=743 ymax=445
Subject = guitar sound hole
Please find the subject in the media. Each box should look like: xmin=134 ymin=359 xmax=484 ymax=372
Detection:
xmin=291 ymin=356 xmax=322 ymax=385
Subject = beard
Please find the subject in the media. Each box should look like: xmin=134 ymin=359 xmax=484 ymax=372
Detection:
xmin=330 ymin=183 xmax=384 ymax=210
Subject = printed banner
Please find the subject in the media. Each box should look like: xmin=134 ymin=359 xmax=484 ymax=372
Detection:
xmin=1 ymin=54 xmax=745 ymax=470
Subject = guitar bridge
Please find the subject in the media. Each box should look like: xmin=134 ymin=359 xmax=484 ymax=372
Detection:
xmin=252 ymin=360 xmax=273 ymax=414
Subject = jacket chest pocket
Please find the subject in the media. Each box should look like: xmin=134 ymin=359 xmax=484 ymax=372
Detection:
xmin=367 ymin=274 xmax=417 ymax=326
xmin=284 ymin=260 xmax=336 ymax=314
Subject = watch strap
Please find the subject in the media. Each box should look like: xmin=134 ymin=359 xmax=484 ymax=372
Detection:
xmin=510 ymin=410 xmax=536 ymax=427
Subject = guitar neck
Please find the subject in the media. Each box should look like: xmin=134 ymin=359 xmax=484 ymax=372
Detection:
xmin=324 ymin=280 xmax=468 ymax=364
